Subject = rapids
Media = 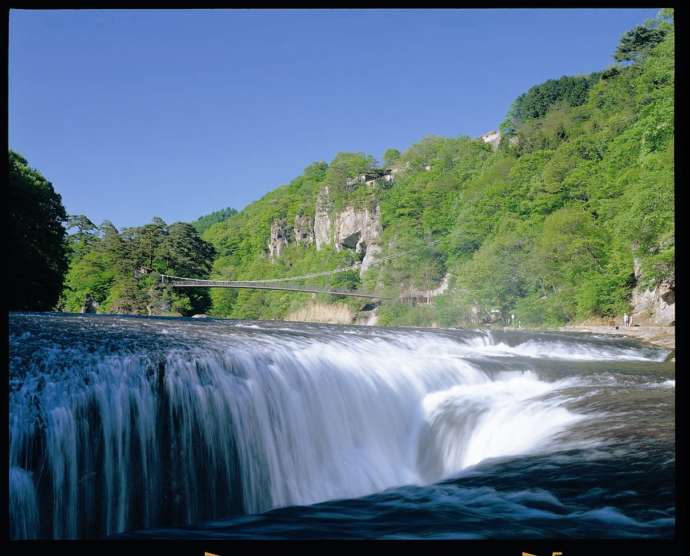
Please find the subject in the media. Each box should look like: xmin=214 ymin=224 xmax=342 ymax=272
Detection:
xmin=9 ymin=313 xmax=675 ymax=539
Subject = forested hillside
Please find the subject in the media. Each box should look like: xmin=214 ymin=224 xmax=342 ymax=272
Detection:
xmin=191 ymin=206 xmax=238 ymax=235
xmin=57 ymin=12 xmax=674 ymax=327
xmin=196 ymin=11 xmax=674 ymax=327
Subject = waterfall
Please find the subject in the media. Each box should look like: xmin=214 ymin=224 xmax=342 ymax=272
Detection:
xmin=9 ymin=315 xmax=667 ymax=539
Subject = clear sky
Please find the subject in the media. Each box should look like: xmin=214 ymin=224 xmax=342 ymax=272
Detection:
xmin=9 ymin=8 xmax=658 ymax=230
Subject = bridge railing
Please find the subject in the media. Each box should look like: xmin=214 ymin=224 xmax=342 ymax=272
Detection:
xmin=159 ymin=274 xmax=390 ymax=300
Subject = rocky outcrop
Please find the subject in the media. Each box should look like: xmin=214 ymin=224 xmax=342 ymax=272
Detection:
xmin=314 ymin=186 xmax=332 ymax=250
xmin=480 ymin=130 xmax=501 ymax=151
xmin=630 ymin=255 xmax=675 ymax=325
xmin=312 ymin=186 xmax=383 ymax=277
xmin=268 ymin=214 xmax=313 ymax=256
xmin=294 ymin=214 xmax=314 ymax=246
xmin=333 ymin=205 xmax=383 ymax=277
xmin=361 ymin=243 xmax=382 ymax=276
xmin=334 ymin=205 xmax=381 ymax=253
xmin=354 ymin=306 xmax=379 ymax=326
xmin=268 ymin=186 xmax=384 ymax=278
xmin=268 ymin=219 xmax=290 ymax=259
xmin=632 ymin=277 xmax=675 ymax=325
xmin=81 ymin=296 xmax=98 ymax=314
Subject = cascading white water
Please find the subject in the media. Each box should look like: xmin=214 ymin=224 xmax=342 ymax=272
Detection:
xmin=10 ymin=467 xmax=39 ymax=540
xmin=9 ymin=317 xmax=669 ymax=539
xmin=417 ymin=371 xmax=586 ymax=481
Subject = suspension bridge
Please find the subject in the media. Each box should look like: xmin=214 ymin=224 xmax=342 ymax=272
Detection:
xmin=160 ymin=273 xmax=390 ymax=300
xmin=159 ymin=238 xmax=444 ymax=302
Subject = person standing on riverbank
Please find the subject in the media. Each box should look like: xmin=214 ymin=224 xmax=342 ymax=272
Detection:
xmin=623 ymin=313 xmax=630 ymax=328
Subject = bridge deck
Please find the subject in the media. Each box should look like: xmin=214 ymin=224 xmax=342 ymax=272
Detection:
xmin=168 ymin=279 xmax=390 ymax=300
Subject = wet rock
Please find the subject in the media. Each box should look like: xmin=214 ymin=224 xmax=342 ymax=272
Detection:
xmin=81 ymin=297 xmax=98 ymax=314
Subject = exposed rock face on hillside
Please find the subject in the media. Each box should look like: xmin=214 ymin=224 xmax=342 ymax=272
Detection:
xmin=269 ymin=186 xmax=384 ymax=276
xmin=361 ymin=244 xmax=382 ymax=276
xmin=268 ymin=219 xmax=290 ymax=259
xmin=354 ymin=306 xmax=379 ymax=326
xmin=314 ymin=186 xmax=332 ymax=250
xmin=333 ymin=205 xmax=383 ymax=278
xmin=311 ymin=186 xmax=383 ymax=277
xmin=631 ymin=256 xmax=675 ymax=325
xmin=480 ymin=130 xmax=501 ymax=151
xmin=334 ymin=206 xmax=382 ymax=252
xmin=294 ymin=214 xmax=314 ymax=246
xmin=632 ymin=278 xmax=675 ymax=325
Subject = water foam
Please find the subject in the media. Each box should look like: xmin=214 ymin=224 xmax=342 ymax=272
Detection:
xmin=459 ymin=333 xmax=667 ymax=362
xmin=417 ymin=372 xmax=585 ymax=480
xmin=10 ymin=316 xmax=662 ymax=539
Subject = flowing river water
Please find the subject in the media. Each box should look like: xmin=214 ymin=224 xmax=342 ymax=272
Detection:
xmin=9 ymin=313 xmax=675 ymax=539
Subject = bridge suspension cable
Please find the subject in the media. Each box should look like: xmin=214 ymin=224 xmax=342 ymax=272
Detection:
xmin=159 ymin=237 xmax=445 ymax=293
xmin=198 ymin=237 xmax=445 ymax=285
xmin=228 ymin=262 xmax=362 ymax=284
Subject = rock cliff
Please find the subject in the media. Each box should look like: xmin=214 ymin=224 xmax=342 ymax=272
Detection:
xmin=312 ymin=186 xmax=383 ymax=277
xmin=334 ymin=205 xmax=382 ymax=251
xmin=268 ymin=219 xmax=290 ymax=259
xmin=632 ymin=278 xmax=675 ymax=325
xmin=268 ymin=186 xmax=384 ymax=278
xmin=294 ymin=214 xmax=314 ymax=246
xmin=314 ymin=186 xmax=332 ymax=250
xmin=631 ymin=256 xmax=675 ymax=325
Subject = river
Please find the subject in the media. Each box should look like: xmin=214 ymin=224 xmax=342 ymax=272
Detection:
xmin=9 ymin=313 xmax=675 ymax=539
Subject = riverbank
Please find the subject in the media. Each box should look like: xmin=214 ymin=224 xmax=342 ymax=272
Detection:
xmin=559 ymin=323 xmax=675 ymax=352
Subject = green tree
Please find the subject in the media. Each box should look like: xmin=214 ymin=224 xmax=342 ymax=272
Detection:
xmin=501 ymin=74 xmax=601 ymax=137
xmin=66 ymin=215 xmax=99 ymax=259
xmin=191 ymin=206 xmax=238 ymax=235
xmin=614 ymin=24 xmax=668 ymax=63
xmin=383 ymin=148 xmax=401 ymax=167
xmin=159 ymin=222 xmax=217 ymax=315
xmin=9 ymin=151 xmax=69 ymax=311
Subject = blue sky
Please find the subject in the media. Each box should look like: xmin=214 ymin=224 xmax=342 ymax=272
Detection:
xmin=9 ymin=8 xmax=658 ymax=230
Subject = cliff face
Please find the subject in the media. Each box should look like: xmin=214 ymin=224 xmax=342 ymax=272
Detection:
xmin=314 ymin=186 xmax=332 ymax=250
xmin=268 ymin=219 xmax=290 ymax=259
xmin=631 ymin=256 xmax=675 ymax=325
xmin=308 ymin=186 xmax=383 ymax=277
xmin=294 ymin=214 xmax=314 ymax=246
xmin=333 ymin=205 xmax=383 ymax=277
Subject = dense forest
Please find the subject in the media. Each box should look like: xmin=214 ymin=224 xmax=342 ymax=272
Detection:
xmin=58 ymin=216 xmax=216 ymax=316
xmin=9 ymin=151 xmax=69 ymax=311
xmin=12 ymin=12 xmax=674 ymax=328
